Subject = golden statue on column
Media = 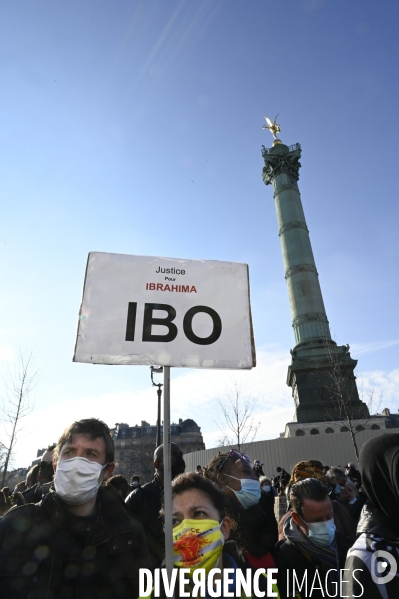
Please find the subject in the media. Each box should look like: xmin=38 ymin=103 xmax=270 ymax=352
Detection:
xmin=262 ymin=114 xmax=282 ymax=144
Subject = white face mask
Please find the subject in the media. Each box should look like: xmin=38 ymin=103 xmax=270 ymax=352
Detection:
xmin=225 ymin=474 xmax=261 ymax=509
xmin=54 ymin=456 xmax=108 ymax=505
xmin=305 ymin=517 xmax=336 ymax=547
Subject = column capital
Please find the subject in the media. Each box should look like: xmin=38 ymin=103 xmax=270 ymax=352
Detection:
xmin=261 ymin=143 xmax=302 ymax=185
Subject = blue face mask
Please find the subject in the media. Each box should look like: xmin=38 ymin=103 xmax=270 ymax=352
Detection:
xmin=334 ymin=484 xmax=344 ymax=494
xmin=349 ymin=497 xmax=357 ymax=505
xmin=225 ymin=474 xmax=261 ymax=509
xmin=263 ymin=485 xmax=271 ymax=493
xmin=304 ymin=518 xmax=336 ymax=547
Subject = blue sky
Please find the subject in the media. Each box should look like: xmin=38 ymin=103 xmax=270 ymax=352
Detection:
xmin=1 ymin=0 xmax=398 ymax=468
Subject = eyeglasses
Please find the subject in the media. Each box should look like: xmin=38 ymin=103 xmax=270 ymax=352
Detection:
xmin=217 ymin=449 xmax=251 ymax=472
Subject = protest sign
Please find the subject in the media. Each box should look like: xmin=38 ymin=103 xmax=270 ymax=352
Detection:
xmin=73 ymin=252 xmax=256 ymax=369
xmin=73 ymin=251 xmax=256 ymax=579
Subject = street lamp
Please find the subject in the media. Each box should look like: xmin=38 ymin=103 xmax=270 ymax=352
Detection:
xmin=150 ymin=366 xmax=163 ymax=448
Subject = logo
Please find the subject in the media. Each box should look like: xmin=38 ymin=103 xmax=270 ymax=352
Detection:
xmin=371 ymin=550 xmax=397 ymax=585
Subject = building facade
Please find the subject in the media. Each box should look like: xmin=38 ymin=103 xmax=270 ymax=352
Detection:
xmin=282 ymin=415 xmax=387 ymax=438
xmin=111 ymin=418 xmax=205 ymax=482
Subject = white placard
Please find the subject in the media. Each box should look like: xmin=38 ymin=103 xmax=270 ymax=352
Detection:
xmin=73 ymin=252 xmax=256 ymax=369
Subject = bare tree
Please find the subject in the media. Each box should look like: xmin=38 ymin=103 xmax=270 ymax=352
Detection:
xmin=215 ymin=380 xmax=260 ymax=452
xmin=0 ymin=351 xmax=39 ymax=486
xmin=0 ymin=440 xmax=6 ymax=474
xmin=320 ymin=339 xmax=381 ymax=461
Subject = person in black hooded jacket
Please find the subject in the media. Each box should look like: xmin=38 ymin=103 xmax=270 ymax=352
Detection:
xmin=343 ymin=433 xmax=399 ymax=599
xmin=125 ymin=442 xmax=185 ymax=569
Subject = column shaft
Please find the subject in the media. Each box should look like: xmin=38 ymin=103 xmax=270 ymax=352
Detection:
xmin=263 ymin=144 xmax=331 ymax=347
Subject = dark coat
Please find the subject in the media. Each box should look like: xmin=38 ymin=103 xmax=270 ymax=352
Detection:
xmin=253 ymin=464 xmax=264 ymax=478
xmin=275 ymin=529 xmax=352 ymax=599
xmin=224 ymin=490 xmax=278 ymax=562
xmin=125 ymin=477 xmax=164 ymax=568
xmin=14 ymin=481 xmax=52 ymax=506
xmin=344 ymin=495 xmax=367 ymax=524
xmin=0 ymin=484 xmax=151 ymax=599
xmin=346 ymin=466 xmax=362 ymax=487
xmin=343 ymin=502 xmax=399 ymax=599
xmin=343 ymin=434 xmax=399 ymax=599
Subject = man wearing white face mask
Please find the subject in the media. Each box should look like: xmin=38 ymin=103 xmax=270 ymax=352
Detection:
xmin=0 ymin=418 xmax=151 ymax=599
xmin=275 ymin=478 xmax=352 ymax=599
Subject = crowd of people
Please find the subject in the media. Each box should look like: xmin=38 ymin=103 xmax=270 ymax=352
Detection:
xmin=0 ymin=417 xmax=398 ymax=598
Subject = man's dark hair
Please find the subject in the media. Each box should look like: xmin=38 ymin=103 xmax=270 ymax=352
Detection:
xmin=54 ymin=418 xmax=114 ymax=463
xmin=276 ymin=466 xmax=282 ymax=472
xmin=107 ymin=475 xmax=129 ymax=499
xmin=326 ymin=467 xmax=347 ymax=481
xmin=260 ymin=477 xmax=272 ymax=486
xmin=131 ymin=474 xmax=140 ymax=482
xmin=161 ymin=472 xmax=226 ymax=520
xmin=47 ymin=443 xmax=56 ymax=452
xmin=290 ymin=478 xmax=330 ymax=519
xmin=38 ymin=460 xmax=54 ymax=482
xmin=26 ymin=464 xmax=40 ymax=487
xmin=196 ymin=465 xmax=202 ymax=469
xmin=203 ymin=452 xmax=236 ymax=481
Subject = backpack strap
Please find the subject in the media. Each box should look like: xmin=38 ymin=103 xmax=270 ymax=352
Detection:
xmin=17 ymin=492 xmax=27 ymax=505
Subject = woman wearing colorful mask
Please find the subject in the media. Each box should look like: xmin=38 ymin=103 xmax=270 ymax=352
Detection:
xmin=204 ymin=449 xmax=278 ymax=573
xmin=164 ymin=472 xmax=279 ymax=599
xmin=170 ymin=473 xmax=232 ymax=582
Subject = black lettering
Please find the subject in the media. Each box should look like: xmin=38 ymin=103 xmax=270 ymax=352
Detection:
xmin=125 ymin=302 xmax=137 ymax=341
xmin=142 ymin=303 xmax=178 ymax=342
xmin=183 ymin=306 xmax=222 ymax=345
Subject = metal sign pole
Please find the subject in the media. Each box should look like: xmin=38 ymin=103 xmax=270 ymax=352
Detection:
xmin=162 ymin=365 xmax=174 ymax=578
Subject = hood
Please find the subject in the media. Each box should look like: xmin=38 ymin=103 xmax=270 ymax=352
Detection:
xmin=359 ymin=433 xmax=399 ymax=536
xmin=357 ymin=501 xmax=399 ymax=542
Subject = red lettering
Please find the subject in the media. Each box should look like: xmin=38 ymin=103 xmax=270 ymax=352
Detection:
xmin=145 ymin=283 xmax=197 ymax=293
